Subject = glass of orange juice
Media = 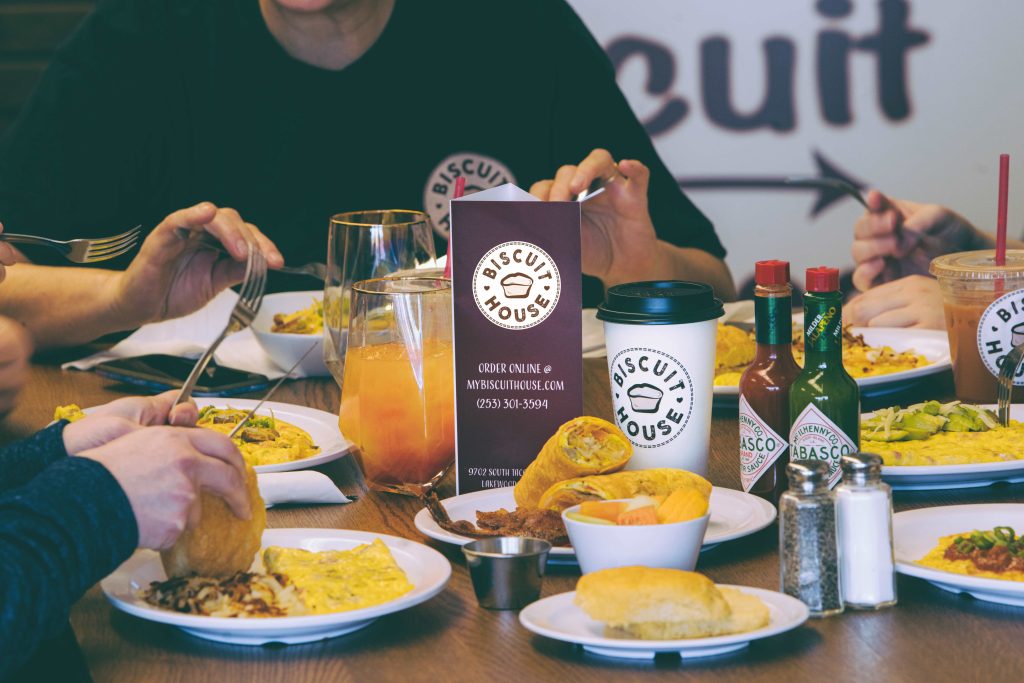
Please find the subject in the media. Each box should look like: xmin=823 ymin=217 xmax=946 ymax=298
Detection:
xmin=337 ymin=277 xmax=454 ymax=496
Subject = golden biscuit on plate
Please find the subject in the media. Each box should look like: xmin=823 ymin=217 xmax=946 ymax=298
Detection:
xmin=575 ymin=566 xmax=769 ymax=640
xmin=161 ymin=463 xmax=266 ymax=578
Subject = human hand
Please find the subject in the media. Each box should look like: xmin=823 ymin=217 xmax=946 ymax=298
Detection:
xmin=0 ymin=316 xmax=32 ymax=417
xmin=78 ymin=426 xmax=250 ymax=550
xmin=112 ymin=202 xmax=284 ymax=326
xmin=62 ymin=390 xmax=199 ymax=454
xmin=530 ymin=150 xmax=664 ymax=286
xmin=852 ymin=191 xmax=981 ymax=291
xmin=845 ymin=275 xmax=946 ymax=329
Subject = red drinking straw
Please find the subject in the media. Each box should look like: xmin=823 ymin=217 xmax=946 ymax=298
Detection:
xmin=997 ymin=153 xmax=1010 ymax=266
xmin=442 ymin=176 xmax=466 ymax=279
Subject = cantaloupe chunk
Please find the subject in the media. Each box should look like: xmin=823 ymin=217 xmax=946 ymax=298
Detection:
xmin=616 ymin=505 xmax=659 ymax=526
xmin=579 ymin=501 xmax=627 ymax=523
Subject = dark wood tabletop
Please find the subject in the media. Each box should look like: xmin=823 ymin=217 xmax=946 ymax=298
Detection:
xmin=7 ymin=359 xmax=1024 ymax=683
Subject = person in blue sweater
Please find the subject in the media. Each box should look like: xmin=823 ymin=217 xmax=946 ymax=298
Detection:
xmin=0 ymin=391 xmax=253 ymax=678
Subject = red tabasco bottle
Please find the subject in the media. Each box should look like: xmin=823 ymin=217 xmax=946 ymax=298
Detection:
xmin=739 ymin=260 xmax=801 ymax=503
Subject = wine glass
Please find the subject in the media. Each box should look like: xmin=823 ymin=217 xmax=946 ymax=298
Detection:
xmin=323 ymin=210 xmax=437 ymax=390
xmin=337 ymin=277 xmax=454 ymax=496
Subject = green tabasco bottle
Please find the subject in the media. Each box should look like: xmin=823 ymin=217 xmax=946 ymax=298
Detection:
xmin=738 ymin=260 xmax=801 ymax=504
xmin=788 ymin=266 xmax=860 ymax=488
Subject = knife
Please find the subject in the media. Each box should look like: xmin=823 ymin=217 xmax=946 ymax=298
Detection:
xmin=227 ymin=343 xmax=318 ymax=439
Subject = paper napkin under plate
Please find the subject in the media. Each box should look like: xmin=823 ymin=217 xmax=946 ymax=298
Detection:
xmin=62 ymin=290 xmax=300 ymax=379
xmin=257 ymin=471 xmax=352 ymax=508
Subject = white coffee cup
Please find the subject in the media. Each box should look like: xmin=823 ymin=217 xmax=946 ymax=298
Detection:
xmin=597 ymin=281 xmax=723 ymax=475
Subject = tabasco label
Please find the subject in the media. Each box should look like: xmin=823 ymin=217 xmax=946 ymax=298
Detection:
xmin=789 ymin=403 xmax=856 ymax=488
xmin=738 ymin=395 xmax=788 ymax=493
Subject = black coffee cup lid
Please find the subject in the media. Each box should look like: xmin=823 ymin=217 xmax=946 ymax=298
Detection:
xmin=596 ymin=281 xmax=724 ymax=325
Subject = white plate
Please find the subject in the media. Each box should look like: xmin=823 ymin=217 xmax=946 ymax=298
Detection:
xmin=519 ymin=587 xmax=808 ymax=660
xmin=894 ymin=505 xmax=1024 ymax=607
xmin=581 ymin=315 xmax=951 ymax=398
xmin=868 ymin=404 xmax=1024 ymax=490
xmin=194 ymin=398 xmax=351 ymax=474
xmin=101 ymin=528 xmax=451 ymax=645
xmin=714 ymin=327 xmax=951 ymax=398
xmin=412 ymin=486 xmax=776 ymax=562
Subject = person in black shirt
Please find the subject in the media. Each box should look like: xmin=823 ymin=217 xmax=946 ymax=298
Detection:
xmin=0 ymin=0 xmax=733 ymax=351
xmin=0 ymin=392 xmax=251 ymax=678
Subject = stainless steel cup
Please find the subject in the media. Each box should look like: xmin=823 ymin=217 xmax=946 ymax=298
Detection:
xmin=462 ymin=537 xmax=551 ymax=610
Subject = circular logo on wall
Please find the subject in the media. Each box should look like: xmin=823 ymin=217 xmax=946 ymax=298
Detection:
xmin=423 ymin=152 xmax=517 ymax=239
xmin=472 ymin=241 xmax=560 ymax=330
xmin=978 ymin=288 xmax=1024 ymax=384
xmin=609 ymin=347 xmax=693 ymax=449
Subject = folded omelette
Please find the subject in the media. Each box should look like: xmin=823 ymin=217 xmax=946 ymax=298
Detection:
xmin=513 ymin=416 xmax=632 ymax=508
xmin=537 ymin=468 xmax=712 ymax=512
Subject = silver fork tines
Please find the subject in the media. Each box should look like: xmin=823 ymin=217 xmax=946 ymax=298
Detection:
xmin=174 ymin=242 xmax=267 ymax=406
xmin=0 ymin=225 xmax=142 ymax=263
xmin=997 ymin=341 xmax=1024 ymax=426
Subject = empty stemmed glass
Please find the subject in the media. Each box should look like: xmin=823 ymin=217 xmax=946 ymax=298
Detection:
xmin=323 ymin=210 xmax=437 ymax=391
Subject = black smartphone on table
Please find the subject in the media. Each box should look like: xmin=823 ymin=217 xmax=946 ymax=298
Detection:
xmin=93 ymin=354 xmax=271 ymax=396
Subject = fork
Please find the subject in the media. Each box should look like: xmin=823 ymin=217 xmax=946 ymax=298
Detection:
xmin=997 ymin=341 xmax=1024 ymax=426
xmin=0 ymin=225 xmax=142 ymax=263
xmin=173 ymin=241 xmax=268 ymax=406
xmin=173 ymin=227 xmax=331 ymax=282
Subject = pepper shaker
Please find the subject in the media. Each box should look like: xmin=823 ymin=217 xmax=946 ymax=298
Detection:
xmin=835 ymin=453 xmax=897 ymax=609
xmin=779 ymin=460 xmax=843 ymax=617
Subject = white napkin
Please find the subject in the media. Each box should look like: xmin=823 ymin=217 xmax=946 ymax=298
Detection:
xmin=61 ymin=290 xmax=298 ymax=379
xmin=257 ymin=471 xmax=353 ymax=508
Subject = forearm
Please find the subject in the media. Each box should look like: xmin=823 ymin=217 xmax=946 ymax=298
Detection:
xmin=604 ymin=242 xmax=737 ymax=301
xmin=0 ymin=457 xmax=137 ymax=676
xmin=0 ymin=264 xmax=139 ymax=349
xmin=0 ymin=422 xmax=69 ymax=494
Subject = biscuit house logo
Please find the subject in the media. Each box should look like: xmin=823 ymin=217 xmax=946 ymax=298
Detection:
xmin=610 ymin=347 xmax=693 ymax=449
xmin=978 ymin=289 xmax=1024 ymax=385
xmin=472 ymin=241 xmax=560 ymax=330
xmin=423 ymin=152 xmax=516 ymax=238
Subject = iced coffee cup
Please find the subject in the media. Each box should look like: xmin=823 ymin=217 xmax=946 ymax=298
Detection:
xmin=931 ymin=250 xmax=1024 ymax=402
xmin=596 ymin=281 xmax=724 ymax=475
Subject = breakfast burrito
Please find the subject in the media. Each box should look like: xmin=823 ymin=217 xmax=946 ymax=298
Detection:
xmin=536 ymin=468 xmax=711 ymax=512
xmin=513 ymin=416 xmax=632 ymax=508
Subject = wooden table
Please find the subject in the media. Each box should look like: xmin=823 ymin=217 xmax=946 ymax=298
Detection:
xmin=8 ymin=359 xmax=1024 ymax=683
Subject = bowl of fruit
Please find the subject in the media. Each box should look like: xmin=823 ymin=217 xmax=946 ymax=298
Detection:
xmin=562 ymin=487 xmax=710 ymax=574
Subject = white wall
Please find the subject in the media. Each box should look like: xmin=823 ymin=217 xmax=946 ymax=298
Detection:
xmin=569 ymin=0 xmax=1024 ymax=292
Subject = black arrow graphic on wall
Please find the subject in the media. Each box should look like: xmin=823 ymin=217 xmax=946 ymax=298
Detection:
xmin=677 ymin=151 xmax=868 ymax=218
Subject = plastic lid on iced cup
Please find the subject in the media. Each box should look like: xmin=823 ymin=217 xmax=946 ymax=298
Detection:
xmin=596 ymin=281 xmax=724 ymax=325
xmin=930 ymin=250 xmax=1024 ymax=281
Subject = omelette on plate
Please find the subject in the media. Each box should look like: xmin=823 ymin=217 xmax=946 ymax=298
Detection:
xmin=713 ymin=325 xmax=929 ymax=387
xmin=918 ymin=527 xmax=1024 ymax=582
xmin=142 ymin=539 xmax=414 ymax=617
xmin=197 ymin=406 xmax=320 ymax=467
xmin=53 ymin=404 xmax=321 ymax=468
xmin=861 ymin=401 xmax=1024 ymax=467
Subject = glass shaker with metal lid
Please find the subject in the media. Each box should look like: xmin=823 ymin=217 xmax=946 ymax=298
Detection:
xmin=779 ymin=459 xmax=843 ymax=616
xmin=836 ymin=453 xmax=897 ymax=609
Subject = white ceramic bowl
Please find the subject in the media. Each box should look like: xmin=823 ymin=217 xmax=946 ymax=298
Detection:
xmin=562 ymin=502 xmax=710 ymax=574
xmin=251 ymin=291 xmax=330 ymax=377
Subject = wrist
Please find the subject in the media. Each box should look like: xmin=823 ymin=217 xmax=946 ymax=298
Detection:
xmin=602 ymin=240 xmax=674 ymax=288
xmin=106 ymin=270 xmax=156 ymax=329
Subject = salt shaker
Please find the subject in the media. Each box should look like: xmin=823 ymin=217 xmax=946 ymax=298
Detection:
xmin=779 ymin=460 xmax=843 ymax=617
xmin=835 ymin=453 xmax=897 ymax=609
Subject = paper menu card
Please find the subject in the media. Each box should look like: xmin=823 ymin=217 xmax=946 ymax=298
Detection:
xmin=450 ymin=184 xmax=583 ymax=494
